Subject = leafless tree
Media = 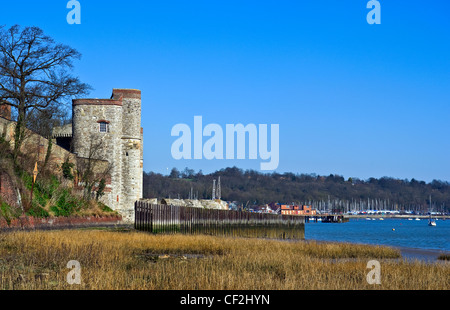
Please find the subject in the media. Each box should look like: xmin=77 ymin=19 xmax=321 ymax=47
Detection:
xmin=26 ymin=106 xmax=71 ymax=138
xmin=0 ymin=25 xmax=91 ymax=160
xmin=76 ymin=134 xmax=113 ymax=201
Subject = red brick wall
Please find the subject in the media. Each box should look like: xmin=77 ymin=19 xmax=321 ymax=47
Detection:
xmin=0 ymin=214 xmax=124 ymax=230
xmin=0 ymin=172 xmax=18 ymax=208
xmin=0 ymin=105 xmax=11 ymax=120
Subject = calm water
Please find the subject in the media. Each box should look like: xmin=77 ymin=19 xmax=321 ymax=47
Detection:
xmin=305 ymin=218 xmax=450 ymax=252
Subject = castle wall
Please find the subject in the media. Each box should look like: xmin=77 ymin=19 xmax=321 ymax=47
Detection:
xmin=71 ymin=89 xmax=143 ymax=222
xmin=0 ymin=108 xmax=118 ymax=215
xmin=121 ymin=139 xmax=142 ymax=219
xmin=112 ymin=89 xmax=143 ymax=221
xmin=0 ymin=116 xmax=77 ymax=172
xmin=72 ymin=99 xmax=123 ymax=212
xmin=112 ymin=89 xmax=142 ymax=139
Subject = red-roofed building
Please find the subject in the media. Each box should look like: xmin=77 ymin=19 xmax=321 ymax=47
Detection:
xmin=281 ymin=205 xmax=317 ymax=216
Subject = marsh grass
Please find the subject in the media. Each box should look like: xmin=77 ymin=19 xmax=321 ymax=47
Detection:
xmin=0 ymin=229 xmax=448 ymax=290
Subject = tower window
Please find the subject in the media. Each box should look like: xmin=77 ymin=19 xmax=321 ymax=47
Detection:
xmin=99 ymin=122 xmax=109 ymax=133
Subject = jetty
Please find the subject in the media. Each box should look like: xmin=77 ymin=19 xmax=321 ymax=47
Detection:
xmin=304 ymin=214 xmax=349 ymax=223
xmin=135 ymin=201 xmax=306 ymax=240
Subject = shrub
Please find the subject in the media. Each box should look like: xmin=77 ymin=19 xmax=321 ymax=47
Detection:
xmin=26 ymin=200 xmax=50 ymax=218
xmin=61 ymin=160 xmax=74 ymax=181
xmin=96 ymin=178 xmax=106 ymax=201
xmin=50 ymin=188 xmax=84 ymax=217
xmin=0 ymin=200 xmax=14 ymax=225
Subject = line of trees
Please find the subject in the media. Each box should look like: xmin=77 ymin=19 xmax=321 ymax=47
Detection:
xmin=143 ymin=167 xmax=450 ymax=213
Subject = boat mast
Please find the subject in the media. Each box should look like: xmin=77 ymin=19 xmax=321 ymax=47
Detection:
xmin=429 ymin=195 xmax=431 ymax=219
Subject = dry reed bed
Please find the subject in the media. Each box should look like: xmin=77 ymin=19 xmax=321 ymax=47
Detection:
xmin=0 ymin=229 xmax=448 ymax=290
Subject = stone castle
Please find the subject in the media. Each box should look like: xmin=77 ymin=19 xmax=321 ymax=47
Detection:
xmin=53 ymin=88 xmax=144 ymax=221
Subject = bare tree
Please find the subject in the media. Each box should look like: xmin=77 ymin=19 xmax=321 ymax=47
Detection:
xmin=26 ymin=105 xmax=71 ymax=138
xmin=75 ymin=134 xmax=113 ymax=201
xmin=0 ymin=25 xmax=91 ymax=160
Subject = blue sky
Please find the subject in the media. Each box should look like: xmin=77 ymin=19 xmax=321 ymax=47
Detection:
xmin=2 ymin=1 xmax=450 ymax=182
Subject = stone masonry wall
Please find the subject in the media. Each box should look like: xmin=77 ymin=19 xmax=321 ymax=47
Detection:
xmin=0 ymin=172 xmax=19 ymax=208
xmin=0 ymin=116 xmax=77 ymax=173
xmin=72 ymin=89 xmax=143 ymax=222
xmin=72 ymin=101 xmax=123 ymax=212
xmin=114 ymin=89 xmax=143 ymax=221
xmin=0 ymin=116 xmax=114 ymax=211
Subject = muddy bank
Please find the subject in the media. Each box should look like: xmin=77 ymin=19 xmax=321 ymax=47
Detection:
xmin=396 ymin=246 xmax=449 ymax=263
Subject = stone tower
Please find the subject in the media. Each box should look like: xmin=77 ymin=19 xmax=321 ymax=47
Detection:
xmin=72 ymin=89 xmax=143 ymax=221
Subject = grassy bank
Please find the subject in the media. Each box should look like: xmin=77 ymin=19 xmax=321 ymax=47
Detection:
xmin=0 ymin=229 xmax=448 ymax=290
xmin=0 ymin=135 xmax=117 ymax=223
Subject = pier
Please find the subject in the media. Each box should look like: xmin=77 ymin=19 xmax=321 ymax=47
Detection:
xmin=304 ymin=215 xmax=349 ymax=223
xmin=135 ymin=201 xmax=305 ymax=240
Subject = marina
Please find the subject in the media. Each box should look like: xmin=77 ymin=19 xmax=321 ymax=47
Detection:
xmin=305 ymin=217 xmax=450 ymax=260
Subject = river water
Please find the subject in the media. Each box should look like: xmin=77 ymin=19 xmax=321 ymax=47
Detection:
xmin=305 ymin=218 xmax=450 ymax=260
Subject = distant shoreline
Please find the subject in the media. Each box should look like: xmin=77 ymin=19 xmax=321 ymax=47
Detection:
xmin=346 ymin=215 xmax=447 ymax=219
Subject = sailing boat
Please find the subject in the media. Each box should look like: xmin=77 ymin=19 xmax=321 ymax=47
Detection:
xmin=429 ymin=217 xmax=437 ymax=226
xmin=428 ymin=195 xmax=437 ymax=227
